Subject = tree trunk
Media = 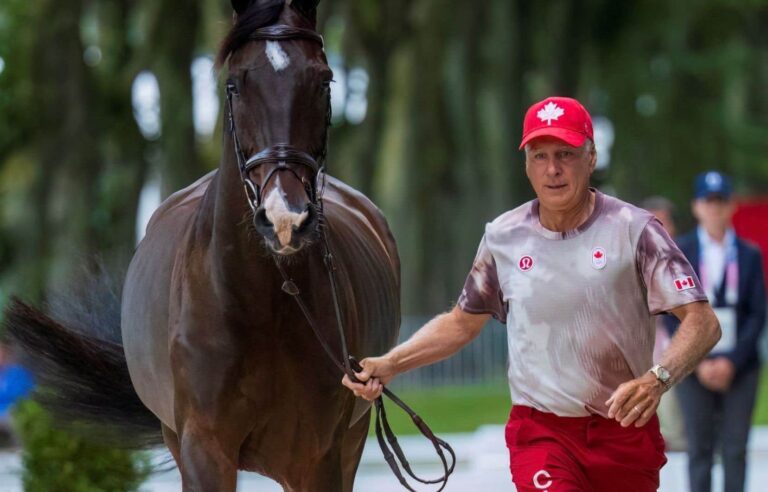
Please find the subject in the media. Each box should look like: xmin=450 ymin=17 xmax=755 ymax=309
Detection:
xmin=31 ymin=0 xmax=102 ymax=291
xmin=146 ymin=0 xmax=202 ymax=198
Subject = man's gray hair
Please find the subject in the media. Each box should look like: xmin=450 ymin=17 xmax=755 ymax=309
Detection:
xmin=524 ymin=139 xmax=595 ymax=155
xmin=582 ymin=139 xmax=594 ymax=153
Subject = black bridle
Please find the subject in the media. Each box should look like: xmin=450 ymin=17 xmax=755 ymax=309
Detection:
xmin=226 ymin=23 xmax=456 ymax=492
xmin=225 ymin=25 xmax=328 ymax=213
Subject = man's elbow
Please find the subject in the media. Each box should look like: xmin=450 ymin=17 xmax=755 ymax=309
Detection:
xmin=449 ymin=307 xmax=489 ymax=343
xmin=704 ymin=309 xmax=722 ymax=351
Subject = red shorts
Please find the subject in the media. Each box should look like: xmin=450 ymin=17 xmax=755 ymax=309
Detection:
xmin=506 ymin=406 xmax=667 ymax=492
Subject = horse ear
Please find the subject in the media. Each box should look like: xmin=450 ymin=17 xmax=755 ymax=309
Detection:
xmin=231 ymin=0 xmax=254 ymax=15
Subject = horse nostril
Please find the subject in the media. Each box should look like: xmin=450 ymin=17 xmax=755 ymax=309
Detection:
xmin=293 ymin=205 xmax=318 ymax=236
xmin=253 ymin=208 xmax=273 ymax=233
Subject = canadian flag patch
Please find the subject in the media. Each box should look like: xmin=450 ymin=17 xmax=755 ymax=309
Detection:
xmin=674 ymin=276 xmax=696 ymax=291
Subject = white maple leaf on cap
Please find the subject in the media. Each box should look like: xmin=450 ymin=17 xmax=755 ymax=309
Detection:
xmin=537 ymin=102 xmax=564 ymax=126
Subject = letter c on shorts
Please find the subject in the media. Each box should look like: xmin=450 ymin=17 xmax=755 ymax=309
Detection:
xmin=533 ymin=469 xmax=553 ymax=490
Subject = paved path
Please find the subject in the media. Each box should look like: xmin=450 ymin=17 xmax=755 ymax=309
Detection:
xmin=2 ymin=426 xmax=768 ymax=490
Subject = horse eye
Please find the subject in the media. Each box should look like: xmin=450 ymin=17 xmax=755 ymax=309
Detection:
xmin=226 ymin=79 xmax=239 ymax=96
xmin=320 ymin=68 xmax=334 ymax=87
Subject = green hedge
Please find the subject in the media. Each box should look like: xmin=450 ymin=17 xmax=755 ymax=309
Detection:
xmin=11 ymin=400 xmax=151 ymax=492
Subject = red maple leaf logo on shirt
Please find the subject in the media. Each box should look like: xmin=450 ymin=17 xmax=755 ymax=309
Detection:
xmin=594 ymin=251 xmax=603 ymax=259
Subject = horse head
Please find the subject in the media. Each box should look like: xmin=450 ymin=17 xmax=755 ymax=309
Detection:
xmin=220 ymin=0 xmax=331 ymax=256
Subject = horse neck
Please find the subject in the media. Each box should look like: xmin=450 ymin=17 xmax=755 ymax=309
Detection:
xmin=207 ymin=148 xmax=321 ymax=315
xmin=208 ymin=141 xmax=272 ymax=279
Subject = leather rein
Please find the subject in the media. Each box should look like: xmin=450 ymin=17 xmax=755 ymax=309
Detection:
xmin=225 ymin=24 xmax=456 ymax=492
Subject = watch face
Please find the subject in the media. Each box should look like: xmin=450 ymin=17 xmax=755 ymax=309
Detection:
xmin=657 ymin=366 xmax=670 ymax=382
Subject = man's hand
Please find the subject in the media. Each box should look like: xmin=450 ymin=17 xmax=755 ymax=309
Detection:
xmin=696 ymin=359 xmax=717 ymax=390
xmin=606 ymin=372 xmax=665 ymax=428
xmin=710 ymin=357 xmax=736 ymax=390
xmin=697 ymin=357 xmax=735 ymax=392
xmin=341 ymin=355 xmax=397 ymax=401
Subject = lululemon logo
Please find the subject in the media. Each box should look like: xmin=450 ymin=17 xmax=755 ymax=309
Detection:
xmin=518 ymin=255 xmax=534 ymax=272
xmin=533 ymin=469 xmax=553 ymax=490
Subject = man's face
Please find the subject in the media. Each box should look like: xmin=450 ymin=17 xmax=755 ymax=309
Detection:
xmin=692 ymin=195 xmax=733 ymax=232
xmin=525 ymin=136 xmax=596 ymax=212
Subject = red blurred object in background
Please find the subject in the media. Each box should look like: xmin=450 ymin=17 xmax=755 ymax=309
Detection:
xmin=733 ymin=198 xmax=768 ymax=288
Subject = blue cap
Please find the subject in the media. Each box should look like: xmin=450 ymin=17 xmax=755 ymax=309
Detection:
xmin=694 ymin=171 xmax=732 ymax=199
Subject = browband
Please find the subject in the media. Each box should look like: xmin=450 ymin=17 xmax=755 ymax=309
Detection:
xmin=249 ymin=25 xmax=324 ymax=47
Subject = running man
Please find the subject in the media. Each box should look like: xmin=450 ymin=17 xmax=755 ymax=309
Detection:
xmin=343 ymin=96 xmax=721 ymax=491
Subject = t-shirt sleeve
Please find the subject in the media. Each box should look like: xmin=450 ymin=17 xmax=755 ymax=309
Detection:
xmin=636 ymin=218 xmax=708 ymax=315
xmin=457 ymin=234 xmax=507 ymax=322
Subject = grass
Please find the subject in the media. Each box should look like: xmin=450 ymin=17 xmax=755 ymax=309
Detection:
xmin=370 ymin=366 xmax=768 ymax=436
xmin=368 ymin=381 xmax=511 ymax=436
xmin=752 ymin=365 xmax=768 ymax=425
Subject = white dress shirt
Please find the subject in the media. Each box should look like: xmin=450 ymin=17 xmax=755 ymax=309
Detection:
xmin=697 ymin=226 xmax=736 ymax=303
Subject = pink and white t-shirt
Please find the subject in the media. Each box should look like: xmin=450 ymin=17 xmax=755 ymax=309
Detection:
xmin=458 ymin=190 xmax=707 ymax=417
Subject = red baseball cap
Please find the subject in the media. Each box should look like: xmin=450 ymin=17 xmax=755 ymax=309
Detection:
xmin=519 ymin=96 xmax=594 ymax=150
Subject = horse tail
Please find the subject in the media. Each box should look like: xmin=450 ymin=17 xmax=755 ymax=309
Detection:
xmin=3 ymin=296 xmax=163 ymax=448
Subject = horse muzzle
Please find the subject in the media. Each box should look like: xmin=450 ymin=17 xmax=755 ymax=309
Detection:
xmin=253 ymin=202 xmax=318 ymax=255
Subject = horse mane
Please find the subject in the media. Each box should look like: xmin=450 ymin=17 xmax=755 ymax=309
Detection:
xmin=216 ymin=0 xmax=285 ymax=68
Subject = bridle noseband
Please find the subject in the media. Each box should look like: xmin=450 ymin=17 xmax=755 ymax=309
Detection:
xmin=226 ymin=23 xmax=456 ymax=492
xmin=225 ymin=25 xmax=327 ymax=214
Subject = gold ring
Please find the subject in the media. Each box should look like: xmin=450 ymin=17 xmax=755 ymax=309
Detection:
xmin=633 ymin=406 xmax=642 ymax=414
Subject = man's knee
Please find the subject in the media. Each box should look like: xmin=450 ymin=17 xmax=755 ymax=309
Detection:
xmin=720 ymin=443 xmax=747 ymax=462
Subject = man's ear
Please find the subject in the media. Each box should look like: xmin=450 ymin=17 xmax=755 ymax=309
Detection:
xmin=589 ymin=146 xmax=598 ymax=173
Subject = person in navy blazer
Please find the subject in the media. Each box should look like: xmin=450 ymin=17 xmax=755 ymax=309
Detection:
xmin=667 ymin=171 xmax=766 ymax=492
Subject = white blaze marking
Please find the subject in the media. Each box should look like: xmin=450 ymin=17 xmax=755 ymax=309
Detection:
xmin=263 ymin=177 xmax=309 ymax=247
xmin=265 ymin=41 xmax=290 ymax=72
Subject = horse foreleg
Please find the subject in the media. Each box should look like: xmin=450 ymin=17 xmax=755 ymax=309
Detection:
xmin=177 ymin=416 xmax=240 ymax=492
xmin=340 ymin=411 xmax=371 ymax=492
xmin=286 ymin=452 xmax=344 ymax=492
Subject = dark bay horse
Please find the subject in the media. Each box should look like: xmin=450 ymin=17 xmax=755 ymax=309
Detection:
xmin=4 ymin=1 xmax=400 ymax=490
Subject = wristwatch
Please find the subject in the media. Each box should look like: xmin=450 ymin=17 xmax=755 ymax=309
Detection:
xmin=649 ymin=364 xmax=672 ymax=389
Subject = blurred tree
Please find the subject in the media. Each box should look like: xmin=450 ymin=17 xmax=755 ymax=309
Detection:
xmin=320 ymin=0 xmax=411 ymax=197
xmin=28 ymin=0 xmax=101 ymax=293
xmin=90 ymin=0 xmax=152 ymax=256
xmin=1 ymin=0 xmax=768 ymax=314
xmin=0 ymin=0 xmax=44 ymax=300
xmin=144 ymin=0 xmax=204 ymax=197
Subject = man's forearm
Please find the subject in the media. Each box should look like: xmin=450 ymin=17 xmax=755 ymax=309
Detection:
xmin=386 ymin=310 xmax=483 ymax=375
xmin=659 ymin=307 xmax=720 ymax=386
